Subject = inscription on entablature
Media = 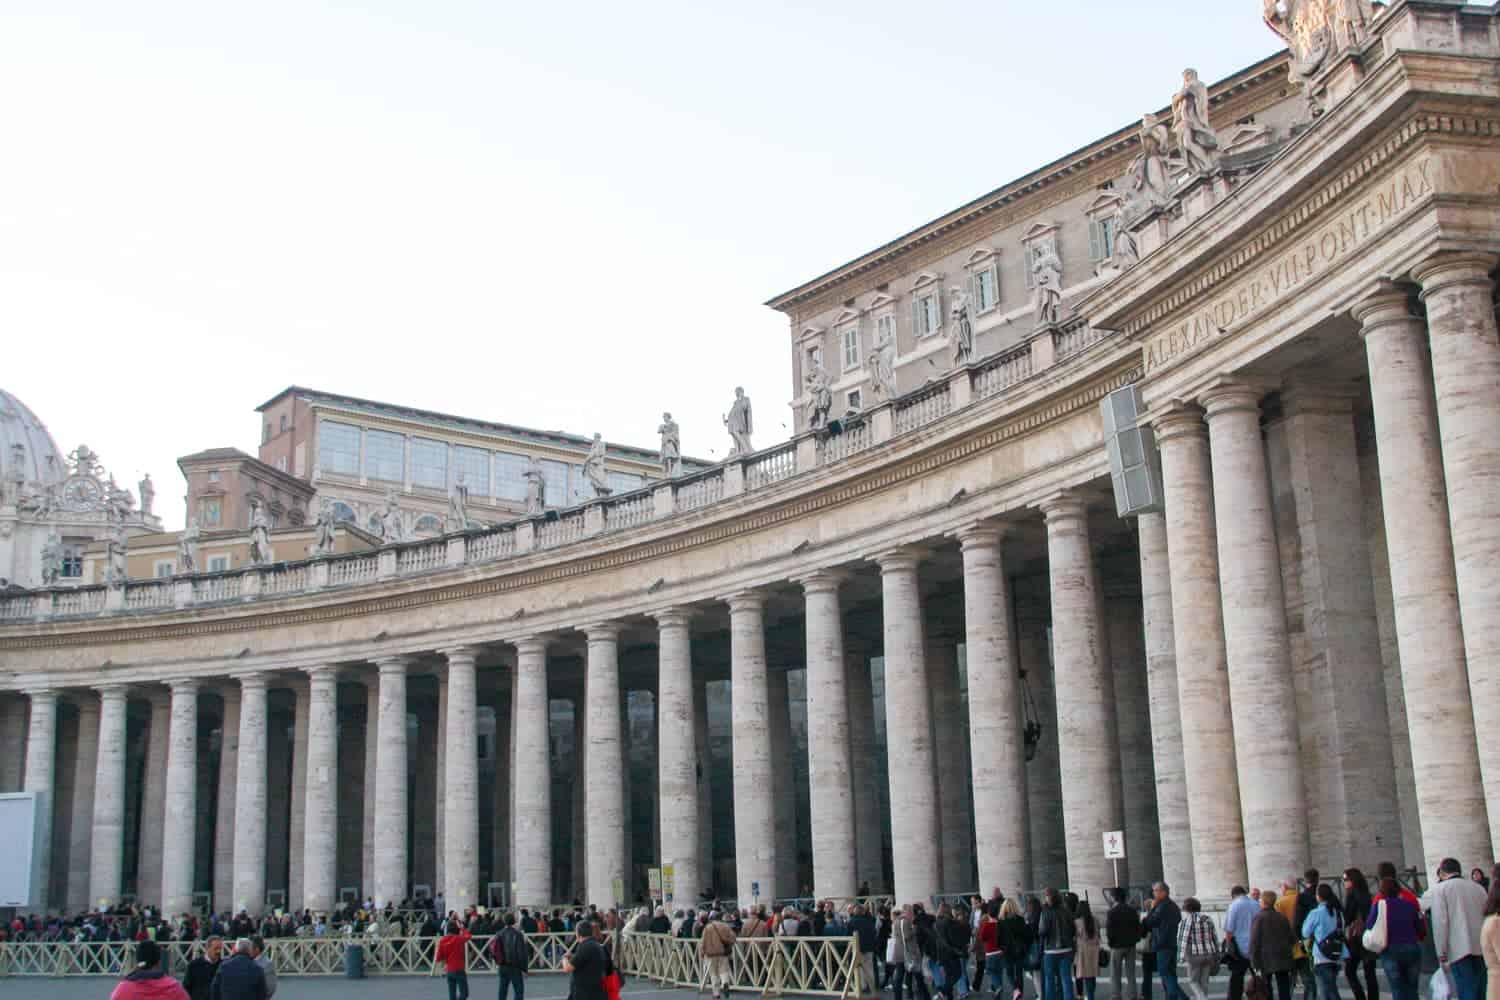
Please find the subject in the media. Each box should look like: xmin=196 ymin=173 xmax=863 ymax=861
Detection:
xmin=1143 ymin=157 xmax=1433 ymax=375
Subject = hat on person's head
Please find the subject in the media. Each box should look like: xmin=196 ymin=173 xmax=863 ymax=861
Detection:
xmin=135 ymin=939 xmax=161 ymax=968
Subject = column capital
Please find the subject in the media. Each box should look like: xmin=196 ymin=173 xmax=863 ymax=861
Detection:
xmin=512 ymin=636 xmax=551 ymax=657
xmin=1351 ymin=281 xmax=1420 ymax=333
xmin=1279 ymin=378 xmax=1360 ymax=419
xmin=230 ymin=671 xmax=267 ymax=691
xmin=96 ymin=683 xmax=130 ymax=702
xmin=795 ymin=569 xmax=849 ymax=595
xmin=21 ymin=686 xmax=57 ymax=703
xmin=1037 ymin=491 xmax=1089 ymax=524
xmin=872 ymin=545 xmax=928 ymax=574
xmin=437 ymin=645 xmax=481 ymax=667
xmin=724 ymin=589 xmax=767 ymax=614
xmin=651 ymin=607 xmax=694 ymax=630
xmin=375 ymin=654 xmax=413 ymax=675
xmin=166 ymin=678 xmax=200 ymax=696
xmin=583 ymin=622 xmax=622 ymax=643
xmin=953 ymin=522 xmax=1008 ymax=550
xmin=1198 ymin=376 xmax=1274 ymax=419
xmin=305 ymin=664 xmax=340 ymax=687
xmin=1413 ymin=252 xmax=1498 ymax=299
xmin=1147 ymin=399 xmax=1207 ymax=443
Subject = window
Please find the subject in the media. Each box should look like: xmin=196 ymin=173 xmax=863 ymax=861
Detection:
xmin=331 ymin=501 xmax=356 ymax=523
xmin=568 ymin=464 xmax=591 ymax=503
xmin=411 ymin=438 xmax=447 ymax=491
xmin=912 ymin=290 xmax=941 ymax=338
xmin=971 ymin=265 xmax=999 ymax=313
xmin=207 ymin=469 xmax=221 ymax=484
xmin=279 ymin=414 xmax=288 ymax=433
xmin=208 ymin=555 xmax=229 ymax=573
xmin=875 ymin=313 xmax=896 ymax=347
xmin=494 ymin=452 xmax=530 ymax=502
xmin=276 ymin=456 xmax=287 ymax=472
xmin=414 ymin=514 xmax=442 ymax=536
xmin=365 ymin=429 xmax=404 ymax=483
xmin=607 ymin=470 xmax=644 ymax=494
xmin=804 ymin=344 xmax=824 ymax=376
xmin=61 ymin=545 xmax=83 ymax=578
xmin=263 ymin=423 xmax=271 ymax=444
xmin=540 ymin=459 xmax=571 ymax=505
xmin=1089 ymin=216 xmax=1117 ymax=261
xmin=846 ymin=389 xmax=863 ymax=411
xmin=319 ymin=421 xmax=360 ymax=477
xmin=201 ymin=499 xmax=222 ymax=527
xmin=454 ymin=446 xmax=490 ymax=497
xmin=840 ymin=326 xmax=861 ymax=371
xmin=154 ymin=560 xmax=175 ymax=578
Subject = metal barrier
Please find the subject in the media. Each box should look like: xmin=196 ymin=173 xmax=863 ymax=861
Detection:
xmin=622 ymin=932 xmax=865 ymax=998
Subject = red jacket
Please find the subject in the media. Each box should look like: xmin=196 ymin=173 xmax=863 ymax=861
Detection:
xmin=110 ymin=970 xmax=191 ymax=1000
xmin=437 ymin=931 xmax=473 ymax=972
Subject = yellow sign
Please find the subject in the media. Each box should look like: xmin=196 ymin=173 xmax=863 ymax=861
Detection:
xmin=663 ymin=864 xmax=675 ymax=898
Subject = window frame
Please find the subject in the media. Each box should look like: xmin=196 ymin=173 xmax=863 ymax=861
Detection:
xmin=154 ymin=560 xmax=176 ymax=578
xmin=317 ymin=421 xmax=361 ymax=478
xmin=839 ymin=324 xmax=861 ymax=372
xmin=364 ymin=429 xmax=405 ymax=484
xmin=410 ymin=437 xmax=448 ymax=492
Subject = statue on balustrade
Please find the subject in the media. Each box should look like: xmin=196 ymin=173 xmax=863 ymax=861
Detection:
xmin=380 ymin=493 xmax=406 ymax=544
xmin=40 ymin=531 xmax=62 ymax=586
xmin=1172 ymin=68 xmax=1221 ymax=176
xmin=1125 ymin=114 xmax=1175 ymax=217
xmin=658 ymin=413 xmax=683 ymax=478
xmin=138 ymin=473 xmax=155 ymax=517
xmin=309 ymin=500 xmax=337 ymax=558
xmin=1112 ymin=207 xmax=1140 ymax=269
xmin=584 ymin=434 xmax=613 ymax=497
xmin=948 ymin=287 xmax=975 ymax=366
xmin=724 ymin=387 xmax=754 ymax=456
xmin=179 ymin=516 xmax=201 ymax=572
xmin=447 ymin=471 xmax=471 ymax=532
xmin=867 ymin=324 xmax=897 ymax=399
xmin=524 ymin=456 xmax=546 ymax=514
xmin=1031 ymin=242 xmax=1064 ymax=327
xmin=248 ymin=499 xmax=273 ymax=565
xmin=805 ymin=361 xmax=833 ymax=430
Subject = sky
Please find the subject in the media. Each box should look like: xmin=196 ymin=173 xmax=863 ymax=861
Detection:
xmin=0 ymin=2 xmax=1280 ymax=530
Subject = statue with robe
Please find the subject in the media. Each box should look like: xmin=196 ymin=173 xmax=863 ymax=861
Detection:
xmin=1125 ymin=114 xmax=1175 ymax=216
xmin=138 ymin=473 xmax=155 ymax=516
xmin=380 ymin=494 xmax=405 ymax=544
xmin=179 ymin=517 xmax=201 ymax=572
xmin=584 ymin=434 xmax=612 ymax=497
xmin=1112 ymin=206 xmax=1140 ymax=269
xmin=309 ymin=500 xmax=337 ymax=557
xmin=40 ymin=532 xmax=62 ymax=586
xmin=447 ymin=471 xmax=470 ymax=531
xmin=106 ymin=517 xmax=128 ymax=587
xmin=524 ymin=456 xmax=546 ymax=514
xmin=658 ymin=413 xmax=682 ymax=478
xmin=725 ymin=388 xmax=754 ymax=455
xmin=1031 ymin=243 xmax=1065 ymax=327
xmin=805 ymin=361 xmax=833 ymax=430
xmin=948 ymin=287 xmax=974 ymax=366
xmin=248 ymin=499 xmax=273 ymax=565
xmin=1172 ymin=68 xmax=1221 ymax=175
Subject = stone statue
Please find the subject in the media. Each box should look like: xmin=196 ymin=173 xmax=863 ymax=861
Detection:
xmin=658 ymin=413 xmax=682 ymax=478
xmin=1112 ymin=207 xmax=1140 ymax=269
xmin=1264 ymin=0 xmax=1371 ymax=117
xmin=584 ymin=434 xmax=612 ymax=497
xmin=248 ymin=499 xmax=273 ymax=566
xmin=138 ymin=473 xmax=155 ymax=516
xmin=106 ymin=517 xmax=127 ymax=587
xmin=40 ymin=531 xmax=62 ymax=586
xmin=179 ymin=516 xmax=201 ymax=573
xmin=524 ymin=456 xmax=546 ymax=515
xmin=805 ymin=361 xmax=833 ymax=431
xmin=867 ymin=326 xmax=897 ymax=399
xmin=379 ymin=494 xmax=405 ymax=544
xmin=309 ymin=500 xmax=337 ymax=558
xmin=724 ymin=387 xmax=754 ymax=456
xmin=1172 ymin=68 xmax=1221 ymax=176
xmin=948 ymin=287 xmax=974 ymax=366
xmin=1125 ymin=114 xmax=1175 ymax=216
xmin=447 ymin=471 xmax=470 ymax=532
xmin=1031 ymin=243 xmax=1065 ymax=327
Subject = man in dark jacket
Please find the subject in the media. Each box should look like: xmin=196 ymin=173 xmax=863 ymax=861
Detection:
xmin=209 ymin=938 xmax=267 ymax=1000
xmin=491 ymin=912 xmax=529 ymax=1000
xmin=181 ymin=935 xmax=222 ymax=1000
xmin=1106 ymin=890 xmax=1141 ymax=1000
xmin=1141 ymin=884 xmax=1185 ymax=1000
xmin=562 ymin=921 xmax=608 ymax=1000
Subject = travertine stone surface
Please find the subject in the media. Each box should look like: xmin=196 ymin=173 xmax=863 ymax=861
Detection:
xmin=728 ymin=591 xmax=777 ymax=907
xmin=1040 ymin=494 xmax=1124 ymax=896
xmin=800 ymin=571 xmax=857 ymax=899
xmin=138 ymin=693 xmax=169 ymax=911
xmin=442 ymin=647 xmax=479 ymax=910
xmin=23 ymin=689 xmax=57 ymax=914
xmin=876 ymin=549 xmax=940 ymax=904
xmin=67 ymin=695 xmax=100 ymax=913
xmin=373 ymin=657 xmax=409 ymax=908
xmin=435 ymin=677 xmax=447 ymax=900
xmin=1016 ymin=575 xmax=1065 ymax=890
xmin=845 ymin=651 xmax=884 ymax=892
xmin=930 ymin=641 xmax=975 ymax=891
xmin=656 ymin=610 xmax=701 ymax=906
xmin=162 ymin=679 xmax=199 ymax=916
xmin=214 ymin=690 xmax=240 ymax=913
xmin=1106 ymin=592 xmax=1161 ymax=887
xmin=91 ymin=686 xmax=128 ymax=908
xmin=766 ymin=662 xmax=797 ymax=898
xmin=1354 ymin=289 xmax=1491 ymax=869
xmin=288 ymin=682 xmax=309 ymax=910
xmin=303 ymin=666 xmax=339 ymax=914
xmin=694 ymin=680 xmax=714 ymax=891
xmin=958 ymin=525 xmax=1029 ymax=893
xmin=513 ymin=638 xmax=552 ymax=905
xmin=1414 ymin=254 xmax=1500 ymax=849
xmin=233 ymin=673 xmax=268 ymax=915
xmin=1136 ymin=513 xmax=1193 ymax=895
xmin=583 ymin=627 xmax=626 ymax=907
xmin=1152 ymin=403 xmax=1248 ymax=893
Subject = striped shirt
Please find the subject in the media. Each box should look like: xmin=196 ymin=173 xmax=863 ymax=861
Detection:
xmin=1177 ymin=913 xmax=1218 ymax=959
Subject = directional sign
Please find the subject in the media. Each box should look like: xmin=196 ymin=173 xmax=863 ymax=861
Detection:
xmin=751 ymin=880 xmax=761 ymax=900
xmin=1103 ymin=830 xmax=1126 ymax=860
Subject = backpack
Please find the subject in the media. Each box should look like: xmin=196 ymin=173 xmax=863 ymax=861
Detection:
xmin=1316 ymin=909 xmax=1345 ymax=962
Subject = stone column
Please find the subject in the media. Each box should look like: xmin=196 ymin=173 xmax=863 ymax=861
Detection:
xmin=728 ymin=591 xmax=777 ymax=907
xmin=214 ymin=691 xmax=240 ymax=913
xmin=513 ymin=638 xmax=552 ymax=905
xmin=91 ymin=686 xmax=129 ymax=908
xmin=161 ymin=679 xmax=199 ymax=916
xmin=288 ymin=682 xmax=309 ymax=910
xmin=22 ymin=688 xmax=57 ymax=914
xmin=1136 ymin=512 xmax=1193 ymax=895
xmin=373 ymin=655 xmax=410 ymax=908
xmin=694 ymin=679 xmax=715 ymax=893
xmin=957 ymin=525 xmax=1030 ymax=893
xmin=875 ymin=548 xmax=940 ymax=904
xmin=233 ymin=673 xmax=268 ymax=915
xmin=845 ymin=650 xmax=884 ymax=892
xmin=68 ymin=695 xmax=100 ymax=913
xmin=1200 ymin=380 xmax=1310 ymax=885
xmin=799 ymin=571 xmax=858 ymax=898
xmin=581 ymin=627 xmax=625 ymax=906
xmin=1414 ymin=254 xmax=1500 ymax=845
xmin=1039 ymin=494 xmax=1124 ymax=896
xmin=442 ymin=646 xmax=480 ymax=911
xmin=766 ymin=667 xmax=797 ymax=897
xmin=1105 ymin=588 xmax=1161 ymax=885
xmin=1353 ymin=288 xmax=1491 ymax=868
xmin=435 ymin=676 xmax=448 ymax=899
xmin=362 ymin=680 xmax=378 ymax=897
xmin=929 ymin=642 xmax=973 ymax=891
xmin=1151 ymin=402 xmax=1247 ymax=893
xmin=1016 ymin=575 xmax=1065 ymax=890
xmin=303 ymin=666 xmax=339 ymax=914
xmin=656 ymin=610 xmax=702 ymax=905
xmin=138 ymin=693 xmax=169 ymax=908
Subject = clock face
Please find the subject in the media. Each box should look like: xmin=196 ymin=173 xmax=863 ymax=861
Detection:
xmin=62 ymin=475 xmax=103 ymax=509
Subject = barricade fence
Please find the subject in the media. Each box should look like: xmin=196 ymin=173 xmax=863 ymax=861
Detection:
xmin=0 ymin=930 xmax=868 ymax=997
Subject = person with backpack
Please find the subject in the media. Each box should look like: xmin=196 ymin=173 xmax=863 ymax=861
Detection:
xmin=1301 ymin=885 xmax=1344 ymax=1000
xmin=490 ymin=912 xmax=529 ymax=1000
xmin=1107 ymin=889 xmax=1142 ymax=1000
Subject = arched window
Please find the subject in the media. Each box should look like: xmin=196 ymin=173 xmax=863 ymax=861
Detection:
xmin=414 ymin=514 xmax=442 ymax=536
xmin=331 ymin=501 xmax=356 ymax=523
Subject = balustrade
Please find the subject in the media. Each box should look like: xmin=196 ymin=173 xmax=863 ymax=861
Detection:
xmin=893 ymin=381 xmax=952 ymax=435
xmin=745 ymin=442 xmax=797 ymax=490
xmin=192 ymin=574 xmax=242 ymax=604
xmin=1052 ymin=318 xmax=1106 ymax=359
xmin=466 ymin=528 xmax=515 ymax=564
xmin=536 ymin=510 xmax=587 ymax=549
xmin=329 ymin=554 xmax=378 ymax=586
xmin=675 ymin=470 xmax=724 ymax=511
xmin=261 ymin=564 xmax=308 ymax=596
xmin=604 ymin=491 xmax=654 ymax=530
xmin=124 ymin=581 xmax=172 ymax=610
xmin=975 ymin=342 xmax=1034 ymax=398
xmin=818 ymin=421 xmax=872 ymax=464
xmin=0 ymin=594 xmax=36 ymax=619
xmin=53 ymin=587 xmax=107 ymax=616
xmin=396 ymin=540 xmax=445 ymax=575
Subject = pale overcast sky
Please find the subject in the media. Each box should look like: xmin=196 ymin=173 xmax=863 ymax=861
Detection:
xmin=1 ymin=2 xmax=1278 ymax=530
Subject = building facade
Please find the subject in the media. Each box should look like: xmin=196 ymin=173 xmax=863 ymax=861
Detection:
xmin=2 ymin=0 xmax=1498 ymax=919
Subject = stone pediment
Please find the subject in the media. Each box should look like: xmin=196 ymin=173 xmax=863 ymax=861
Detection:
xmin=1021 ymin=221 xmax=1059 ymax=244
xmin=865 ymin=292 xmax=897 ymax=312
xmin=1223 ymin=123 xmax=1274 ymax=156
xmin=798 ymin=325 xmax=825 ymax=342
xmin=910 ymin=271 xmax=942 ymax=292
xmin=1084 ymin=192 xmax=1124 ymax=218
xmin=964 ymin=247 xmax=999 ymax=269
xmin=832 ymin=307 xmax=861 ymax=327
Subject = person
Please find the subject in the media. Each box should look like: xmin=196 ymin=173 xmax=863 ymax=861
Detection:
xmin=1341 ymin=869 xmax=1379 ymax=1000
xmin=210 ymin=938 xmax=267 ymax=1000
xmin=1473 ymin=870 xmax=1492 ymax=893
xmin=699 ymin=911 xmax=738 ymax=1000
xmin=563 ymin=921 xmax=608 ymax=1000
xmin=742 ymin=907 xmax=769 ymax=938
xmin=1039 ymin=888 xmax=1077 ymax=1000
xmin=1280 ymin=879 xmax=1316 ymax=1000
xmin=492 ymin=911 xmax=529 ymax=1000
xmin=435 ymin=918 xmax=473 ymax=1000
xmin=1481 ymin=877 xmax=1498 ymax=1000
xmin=1074 ymin=899 xmax=1101 ymax=1000
xmin=1143 ymin=883 xmax=1185 ymax=1000
xmin=1301 ymin=884 xmax=1344 ymax=1000
xmin=935 ymin=903 xmax=969 ymax=1000
xmin=1178 ymin=898 xmax=1218 ymax=1000
xmin=1251 ymin=889 xmax=1297 ymax=1000
xmin=1107 ymin=889 xmax=1141 ymax=1000
xmin=849 ymin=903 xmax=879 ymax=998
xmin=1370 ymin=876 xmax=1423 ymax=1000
xmin=112 ymin=939 xmax=190 ymax=1000
xmin=1226 ymin=885 xmax=1259 ymax=1000
xmin=998 ymin=898 xmax=1031 ymax=1000
xmin=247 ymin=936 xmax=275 ymax=999
xmin=1424 ymin=857 xmax=1490 ymax=1000
xmin=978 ymin=906 xmax=1002 ymax=998
xmin=181 ymin=935 xmax=222 ymax=1000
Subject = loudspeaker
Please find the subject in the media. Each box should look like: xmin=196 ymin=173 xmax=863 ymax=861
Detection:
xmin=1101 ymin=384 xmax=1164 ymax=518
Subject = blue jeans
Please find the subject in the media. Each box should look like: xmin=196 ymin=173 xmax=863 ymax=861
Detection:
xmin=1379 ymin=943 xmax=1421 ymax=1000
xmin=1315 ymin=963 xmax=1342 ymax=1000
xmin=497 ymin=966 xmax=525 ymax=1000
xmin=1446 ymin=956 xmax=1486 ymax=1000
xmin=1043 ymin=951 xmax=1077 ymax=1000
xmin=1155 ymin=948 xmax=1187 ymax=1000
xmin=448 ymin=970 xmax=470 ymax=1000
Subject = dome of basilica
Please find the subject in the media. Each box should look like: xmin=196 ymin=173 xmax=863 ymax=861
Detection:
xmin=0 ymin=388 xmax=65 ymax=490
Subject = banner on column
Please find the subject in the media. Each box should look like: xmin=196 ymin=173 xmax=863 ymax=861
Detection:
xmin=648 ymin=868 xmax=662 ymax=900
xmin=663 ymin=864 xmax=675 ymax=903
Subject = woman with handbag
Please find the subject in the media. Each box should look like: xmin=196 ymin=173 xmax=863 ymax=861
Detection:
xmin=1366 ymin=876 xmax=1421 ymax=1000
xmin=1301 ymin=885 xmax=1344 ymax=1000
xmin=1341 ymin=869 xmax=1378 ymax=1000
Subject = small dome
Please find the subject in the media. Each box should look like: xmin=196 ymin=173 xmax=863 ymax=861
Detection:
xmin=0 ymin=389 xmax=66 ymax=490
